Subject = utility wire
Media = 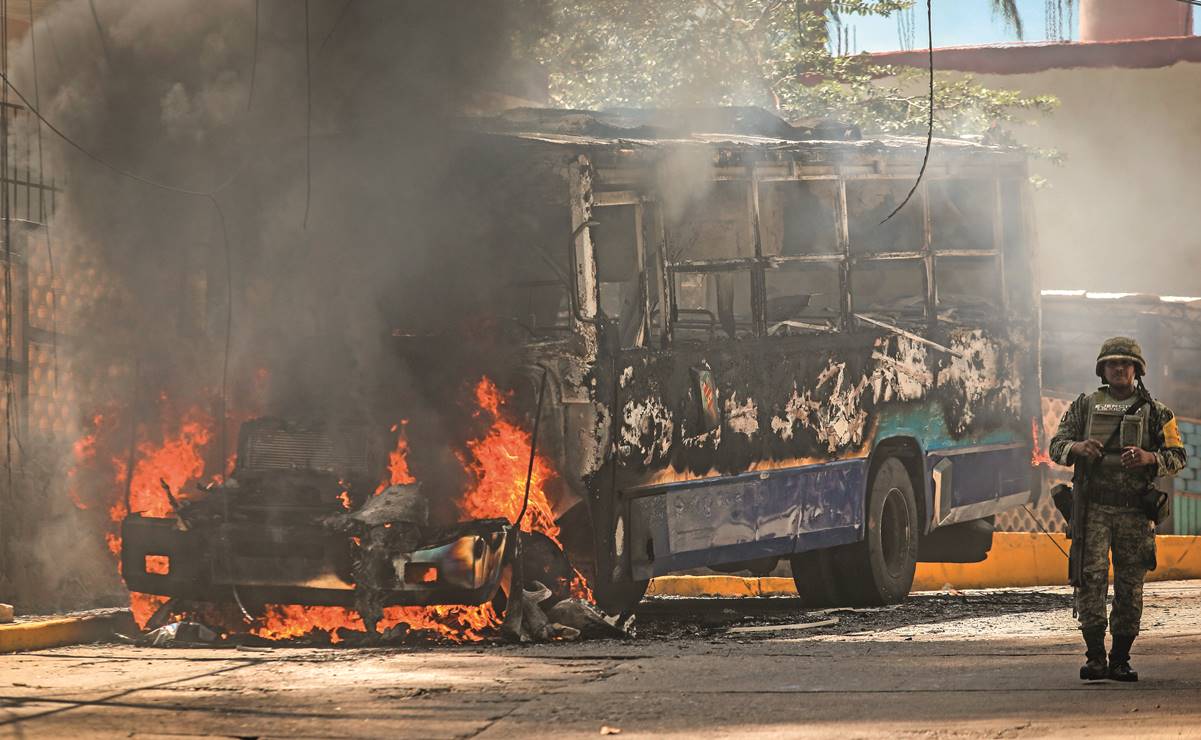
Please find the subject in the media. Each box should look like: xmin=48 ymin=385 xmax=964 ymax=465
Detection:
xmin=87 ymin=0 xmax=110 ymax=63
xmin=247 ymin=0 xmax=259 ymax=111
xmin=881 ymin=0 xmax=933 ymax=224
xmin=28 ymin=0 xmax=57 ymax=393
xmin=303 ymin=0 xmax=312 ymax=229
xmin=317 ymin=0 xmax=354 ymax=57
xmin=0 ymin=67 xmax=240 ymax=479
xmin=1023 ymin=504 xmax=1070 ymax=560
xmin=0 ymin=69 xmax=237 ymax=197
xmin=2 ymin=0 xmax=13 ymax=540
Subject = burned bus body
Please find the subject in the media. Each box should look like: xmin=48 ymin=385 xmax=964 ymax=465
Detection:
xmin=475 ymin=109 xmax=1042 ymax=611
xmin=120 ymin=108 xmax=1042 ymax=617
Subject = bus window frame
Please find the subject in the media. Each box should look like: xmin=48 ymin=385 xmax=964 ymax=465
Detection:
xmin=592 ymin=196 xmax=654 ymax=349
xmin=642 ymin=167 xmax=1012 ymax=348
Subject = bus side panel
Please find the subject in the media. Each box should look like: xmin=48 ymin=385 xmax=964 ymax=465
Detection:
xmin=925 ymin=444 xmax=1033 ymax=527
xmin=626 ymin=459 xmax=866 ymax=580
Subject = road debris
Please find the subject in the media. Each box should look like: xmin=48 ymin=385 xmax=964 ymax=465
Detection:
xmin=728 ymin=617 xmax=839 ymax=634
xmin=501 ymin=581 xmax=634 ymax=643
xmin=123 ymin=621 xmax=221 ymax=648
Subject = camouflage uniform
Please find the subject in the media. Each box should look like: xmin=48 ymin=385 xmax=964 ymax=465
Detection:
xmin=1049 ymin=337 xmax=1186 ymax=681
xmin=1049 ymin=387 xmax=1185 ymax=634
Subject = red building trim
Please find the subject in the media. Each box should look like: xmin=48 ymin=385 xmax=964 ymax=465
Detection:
xmin=869 ymin=35 xmax=1201 ymax=75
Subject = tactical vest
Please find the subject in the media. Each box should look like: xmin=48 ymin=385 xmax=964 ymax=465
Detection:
xmin=1081 ymin=388 xmax=1160 ymax=500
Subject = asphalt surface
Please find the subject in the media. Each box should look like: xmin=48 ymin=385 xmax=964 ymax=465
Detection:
xmin=5 ymin=581 xmax=1201 ymax=738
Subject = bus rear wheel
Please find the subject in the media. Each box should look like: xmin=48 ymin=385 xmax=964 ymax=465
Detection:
xmin=789 ymin=546 xmax=852 ymax=607
xmin=841 ymin=456 xmax=919 ymax=605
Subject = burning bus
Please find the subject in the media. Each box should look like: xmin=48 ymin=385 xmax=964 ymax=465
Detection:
xmin=118 ymin=107 xmax=1043 ymax=626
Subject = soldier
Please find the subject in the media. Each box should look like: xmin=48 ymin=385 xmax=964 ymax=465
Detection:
xmin=1049 ymin=337 xmax=1186 ymax=682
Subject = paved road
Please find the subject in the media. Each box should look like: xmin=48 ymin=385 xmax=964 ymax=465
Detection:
xmin=5 ymin=582 xmax=1201 ymax=738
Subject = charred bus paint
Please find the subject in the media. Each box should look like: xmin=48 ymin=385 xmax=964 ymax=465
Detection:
xmin=473 ymin=109 xmax=1042 ymax=612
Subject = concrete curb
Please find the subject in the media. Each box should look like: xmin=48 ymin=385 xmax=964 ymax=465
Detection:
xmin=0 ymin=609 xmax=135 ymax=654
xmin=648 ymin=533 xmax=1201 ymax=598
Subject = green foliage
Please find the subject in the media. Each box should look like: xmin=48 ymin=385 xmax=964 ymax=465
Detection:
xmin=513 ymin=0 xmax=1055 ymax=139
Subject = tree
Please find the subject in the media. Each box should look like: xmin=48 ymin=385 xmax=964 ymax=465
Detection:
xmin=513 ymin=0 xmax=1054 ymax=141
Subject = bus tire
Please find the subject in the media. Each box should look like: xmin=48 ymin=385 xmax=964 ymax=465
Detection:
xmin=844 ymin=456 xmax=919 ymax=605
xmin=789 ymin=547 xmax=851 ymax=607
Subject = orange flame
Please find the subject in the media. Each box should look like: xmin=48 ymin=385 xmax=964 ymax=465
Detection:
xmin=1031 ymin=418 xmax=1054 ymax=467
xmin=78 ymin=372 xmax=593 ymax=642
xmin=66 ymin=414 xmax=104 ymax=510
xmin=105 ymin=407 xmax=213 ymax=558
xmin=461 ymin=377 xmax=592 ymax=601
xmin=460 ymin=378 xmax=559 ymax=539
xmin=131 ymin=593 xmax=170 ymax=628
xmin=375 ymin=422 xmax=416 ymax=494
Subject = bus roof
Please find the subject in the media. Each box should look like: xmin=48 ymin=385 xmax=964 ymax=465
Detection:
xmin=463 ymin=106 xmax=1020 ymax=162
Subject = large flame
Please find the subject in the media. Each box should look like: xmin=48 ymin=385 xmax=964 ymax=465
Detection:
xmin=460 ymin=378 xmax=559 ymax=539
xmin=71 ymin=373 xmax=590 ymax=642
xmin=461 ymin=377 xmax=592 ymax=601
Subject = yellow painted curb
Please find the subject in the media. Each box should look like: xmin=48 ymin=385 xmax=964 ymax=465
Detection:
xmin=0 ymin=610 xmax=135 ymax=654
xmin=648 ymin=533 xmax=1201 ymax=597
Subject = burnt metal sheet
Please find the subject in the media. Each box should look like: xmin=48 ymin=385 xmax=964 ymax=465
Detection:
xmin=626 ymin=458 xmax=866 ymax=579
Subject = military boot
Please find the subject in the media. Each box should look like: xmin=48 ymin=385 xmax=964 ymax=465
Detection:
xmin=1108 ymin=633 xmax=1139 ymax=682
xmin=1079 ymin=627 xmax=1108 ymax=680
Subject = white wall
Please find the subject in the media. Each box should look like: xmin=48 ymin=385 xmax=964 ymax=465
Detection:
xmin=965 ymin=62 xmax=1201 ymax=294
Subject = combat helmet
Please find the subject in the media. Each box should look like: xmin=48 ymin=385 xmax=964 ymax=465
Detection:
xmin=1095 ymin=336 xmax=1146 ymax=378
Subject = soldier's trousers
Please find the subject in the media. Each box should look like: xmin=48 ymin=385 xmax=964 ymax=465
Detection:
xmin=1076 ymin=503 xmax=1157 ymax=636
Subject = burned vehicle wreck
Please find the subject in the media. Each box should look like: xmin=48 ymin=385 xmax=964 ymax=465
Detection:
xmin=120 ymin=107 xmax=1043 ymax=619
xmin=121 ymin=418 xmax=525 ymax=631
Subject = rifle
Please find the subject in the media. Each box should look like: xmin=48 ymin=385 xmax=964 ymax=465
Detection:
xmin=1058 ymin=393 xmax=1150 ymax=588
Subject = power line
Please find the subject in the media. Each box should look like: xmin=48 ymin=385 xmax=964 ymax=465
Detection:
xmin=87 ymin=0 xmax=110 ymax=62
xmin=0 ymin=69 xmax=236 ymax=197
xmin=2 ymin=0 xmax=12 ymax=549
xmin=303 ymin=0 xmax=312 ymax=230
xmin=247 ymin=0 xmax=259 ymax=111
xmin=317 ymin=0 xmax=354 ymax=57
xmin=0 ymin=64 xmax=240 ymax=477
xmin=28 ymin=0 xmax=57 ymax=394
xmin=882 ymin=0 xmax=933 ymax=224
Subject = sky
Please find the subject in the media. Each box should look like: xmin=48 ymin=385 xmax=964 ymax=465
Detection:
xmin=836 ymin=0 xmax=1200 ymax=54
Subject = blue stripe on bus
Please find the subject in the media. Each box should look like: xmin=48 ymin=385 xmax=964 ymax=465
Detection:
xmin=626 ymin=458 xmax=868 ymax=579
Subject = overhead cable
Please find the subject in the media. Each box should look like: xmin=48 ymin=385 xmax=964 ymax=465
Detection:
xmin=28 ymin=0 xmax=57 ymax=392
xmin=882 ymin=0 xmax=933 ymax=224
xmin=304 ymin=0 xmax=312 ymax=229
xmin=0 ymin=68 xmax=239 ymax=470
xmin=247 ymin=0 xmax=259 ymax=111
